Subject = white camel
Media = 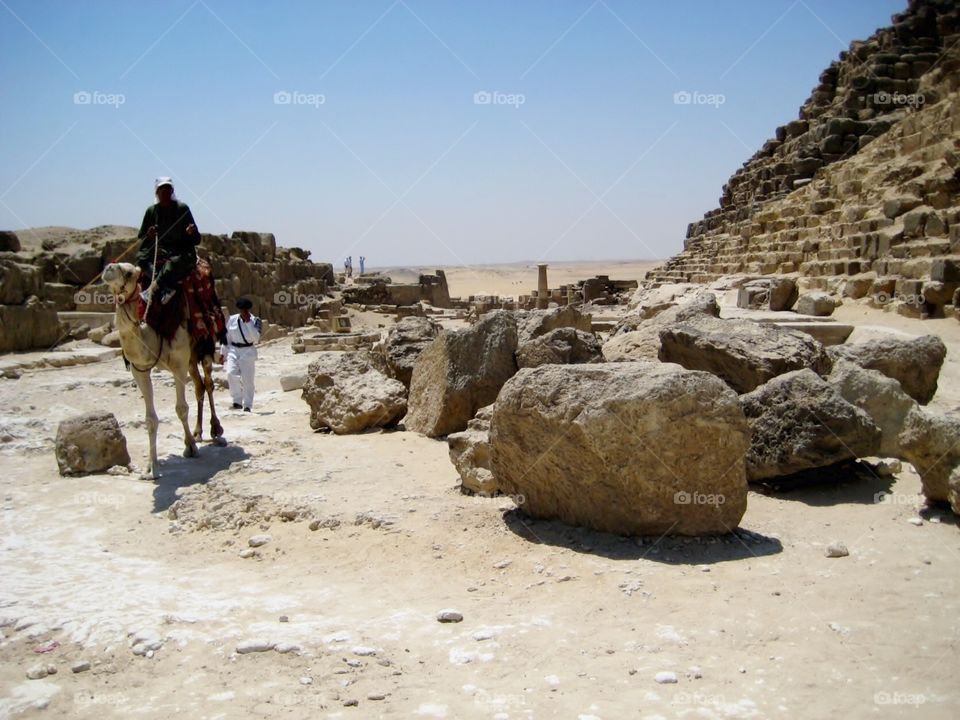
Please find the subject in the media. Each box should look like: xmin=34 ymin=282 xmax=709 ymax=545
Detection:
xmin=102 ymin=262 xmax=223 ymax=479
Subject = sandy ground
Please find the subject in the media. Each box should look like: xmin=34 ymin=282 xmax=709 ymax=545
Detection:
xmin=380 ymin=260 xmax=661 ymax=301
xmin=0 ymin=280 xmax=958 ymax=719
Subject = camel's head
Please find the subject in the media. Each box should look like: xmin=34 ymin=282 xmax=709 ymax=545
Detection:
xmin=102 ymin=262 xmax=141 ymax=304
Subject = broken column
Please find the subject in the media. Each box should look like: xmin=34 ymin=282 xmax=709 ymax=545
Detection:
xmin=537 ymin=264 xmax=549 ymax=310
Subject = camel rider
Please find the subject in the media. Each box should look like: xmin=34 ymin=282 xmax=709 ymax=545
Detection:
xmin=220 ymin=298 xmax=261 ymax=412
xmin=137 ymin=177 xmax=200 ymax=305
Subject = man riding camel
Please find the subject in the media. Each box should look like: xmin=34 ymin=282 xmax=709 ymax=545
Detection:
xmin=137 ymin=177 xmax=200 ymax=305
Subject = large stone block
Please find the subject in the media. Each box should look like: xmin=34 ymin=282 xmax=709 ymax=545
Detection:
xmin=490 ymin=363 xmax=750 ymax=536
xmin=828 ymin=334 xmax=945 ymax=404
xmin=659 ymin=316 xmax=833 ymax=394
xmin=741 ymin=370 xmax=881 ymax=481
xmin=55 ymin=411 xmax=130 ymax=476
xmin=405 ymin=310 xmax=518 ymax=437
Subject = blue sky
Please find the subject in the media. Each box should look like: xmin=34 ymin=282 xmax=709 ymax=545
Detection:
xmin=0 ymin=0 xmax=905 ymax=267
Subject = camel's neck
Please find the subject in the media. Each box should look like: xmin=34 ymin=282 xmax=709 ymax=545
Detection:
xmin=114 ymin=296 xmax=159 ymax=365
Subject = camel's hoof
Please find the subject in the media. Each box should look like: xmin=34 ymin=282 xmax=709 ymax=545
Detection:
xmin=211 ymin=423 xmax=224 ymax=438
xmin=212 ymin=436 xmax=228 ymax=447
xmin=139 ymin=470 xmax=159 ymax=481
xmin=183 ymin=445 xmax=199 ymax=458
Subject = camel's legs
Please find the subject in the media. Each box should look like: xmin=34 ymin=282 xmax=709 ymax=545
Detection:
xmin=174 ymin=372 xmax=199 ymax=458
xmin=202 ymin=356 xmax=223 ymax=438
xmin=131 ymin=368 xmax=160 ymax=479
xmin=189 ymin=362 xmax=204 ymax=441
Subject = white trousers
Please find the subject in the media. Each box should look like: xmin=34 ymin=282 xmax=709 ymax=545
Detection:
xmin=225 ymin=349 xmax=257 ymax=409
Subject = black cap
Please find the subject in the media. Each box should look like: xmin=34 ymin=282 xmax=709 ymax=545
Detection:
xmin=236 ymin=297 xmax=253 ymax=310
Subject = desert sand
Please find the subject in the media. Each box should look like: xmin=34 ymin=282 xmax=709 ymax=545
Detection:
xmin=0 ymin=262 xmax=958 ymax=720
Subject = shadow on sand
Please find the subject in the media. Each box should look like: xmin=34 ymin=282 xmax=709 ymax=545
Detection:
xmin=151 ymin=442 xmax=250 ymax=513
xmin=750 ymin=460 xmax=896 ymax=506
xmin=502 ymin=510 xmax=783 ymax=566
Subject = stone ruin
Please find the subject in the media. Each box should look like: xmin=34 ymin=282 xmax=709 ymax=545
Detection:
xmin=341 ymin=270 xmax=451 ymax=309
xmin=0 ymin=227 xmax=335 ymax=352
xmin=647 ymin=0 xmax=960 ymax=319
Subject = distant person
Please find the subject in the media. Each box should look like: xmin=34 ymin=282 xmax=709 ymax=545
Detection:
xmin=359 ymin=256 xmax=365 ymax=274
xmin=347 ymin=255 xmax=353 ymax=278
xmin=220 ymin=297 xmax=261 ymax=412
xmin=136 ymin=177 xmax=200 ymax=305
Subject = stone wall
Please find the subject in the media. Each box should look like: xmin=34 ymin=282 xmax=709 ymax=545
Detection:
xmin=0 ymin=228 xmax=336 ymax=352
xmin=648 ymin=0 xmax=960 ymax=312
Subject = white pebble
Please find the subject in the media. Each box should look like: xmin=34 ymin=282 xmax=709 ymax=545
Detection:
xmin=825 ymin=543 xmax=849 ymax=558
xmin=352 ymin=646 xmax=377 ymax=656
xmin=236 ymin=639 xmax=275 ymax=654
xmin=248 ymin=534 xmax=271 ymax=548
xmin=654 ymin=671 xmax=678 ymax=684
xmin=908 ymin=517 xmax=923 ymax=526
xmin=437 ymin=609 xmax=463 ymax=623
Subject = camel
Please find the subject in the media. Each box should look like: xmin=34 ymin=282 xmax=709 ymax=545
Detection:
xmin=102 ymin=262 xmax=223 ymax=479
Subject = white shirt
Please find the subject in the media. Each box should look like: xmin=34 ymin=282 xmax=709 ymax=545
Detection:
xmin=221 ymin=313 xmax=261 ymax=355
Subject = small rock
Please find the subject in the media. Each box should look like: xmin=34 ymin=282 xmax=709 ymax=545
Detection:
xmin=352 ymin=646 xmax=377 ymax=656
xmin=71 ymin=661 xmax=91 ymax=673
xmin=279 ymin=615 xmax=289 ymax=623
xmin=544 ymin=674 xmax=560 ymax=687
xmin=687 ymin=666 xmax=702 ymax=679
xmin=437 ymin=609 xmax=463 ymax=623
xmin=874 ymin=458 xmax=902 ymax=477
xmin=654 ymin=671 xmax=678 ymax=684
xmin=300 ymin=676 xmax=313 ymax=685
xmin=275 ymin=643 xmax=301 ymax=654
xmin=248 ymin=534 xmax=271 ymax=548
xmin=367 ymin=693 xmax=386 ymax=701
xmin=825 ymin=543 xmax=849 ymax=558
xmin=492 ymin=559 xmax=512 ymax=569
xmin=473 ymin=630 xmax=495 ymax=641
xmin=239 ymin=548 xmax=256 ymax=559
xmin=26 ymin=665 xmax=48 ymax=680
xmin=908 ymin=517 xmax=923 ymax=526
xmin=343 ymin=699 xmax=359 ymax=707
xmin=236 ymin=639 xmax=275 ymax=654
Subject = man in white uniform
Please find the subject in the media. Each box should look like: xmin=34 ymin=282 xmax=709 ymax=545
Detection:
xmin=219 ymin=297 xmax=261 ymax=412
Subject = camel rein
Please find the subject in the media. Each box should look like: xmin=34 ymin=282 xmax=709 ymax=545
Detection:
xmin=116 ymin=291 xmax=164 ymax=373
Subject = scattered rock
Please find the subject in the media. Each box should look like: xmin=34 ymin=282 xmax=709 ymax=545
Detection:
xmin=279 ymin=372 xmax=307 ymax=392
xmin=603 ymin=292 xmax=719 ymax=361
xmin=659 ymin=316 xmax=832 ymax=393
xmin=236 ymin=639 xmax=275 ymax=654
xmin=516 ymin=327 xmax=603 ymax=369
xmin=248 ymin=534 xmax=271 ymax=548
xmin=898 ymin=407 xmax=960 ymax=505
xmin=55 ymin=411 xmax=130 ymax=476
xmin=740 ymin=370 xmax=881 ymax=481
xmin=490 ymin=362 xmax=750 ymax=536
xmin=370 ymin=316 xmax=442 ymax=389
xmin=827 ymin=359 xmax=916 ymax=457
xmin=828 ymin=335 xmax=946 ymax=404
xmin=654 ymin=671 xmax=678 ymax=684
xmin=239 ymin=548 xmax=256 ymax=559
xmin=517 ymin=305 xmax=593 ymax=345
xmin=71 ymin=661 xmax=91 ymax=673
xmin=769 ymin=277 xmax=799 ymax=311
xmin=25 ymin=665 xmax=48 ymax=680
xmin=795 ymin=291 xmax=838 ymax=317
xmin=406 ymin=310 xmax=519 ymax=437
xmin=301 ymin=351 xmax=407 ymax=434
xmin=825 ymin=543 xmax=849 ymax=558
xmin=907 ymin=517 xmax=923 ymax=526
xmin=447 ymin=405 xmax=495 ymax=495
xmin=437 ymin=609 xmax=463 ymax=623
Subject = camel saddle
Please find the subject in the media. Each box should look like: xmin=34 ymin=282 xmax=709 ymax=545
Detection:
xmin=137 ymin=257 xmax=227 ymax=358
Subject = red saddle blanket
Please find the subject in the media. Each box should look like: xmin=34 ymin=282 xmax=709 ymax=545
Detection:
xmin=137 ymin=258 xmax=227 ymax=356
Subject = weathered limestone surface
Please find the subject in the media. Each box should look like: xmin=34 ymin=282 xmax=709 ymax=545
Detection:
xmin=55 ymin=411 xmax=130 ymax=475
xmin=490 ymin=363 xmax=750 ymax=536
